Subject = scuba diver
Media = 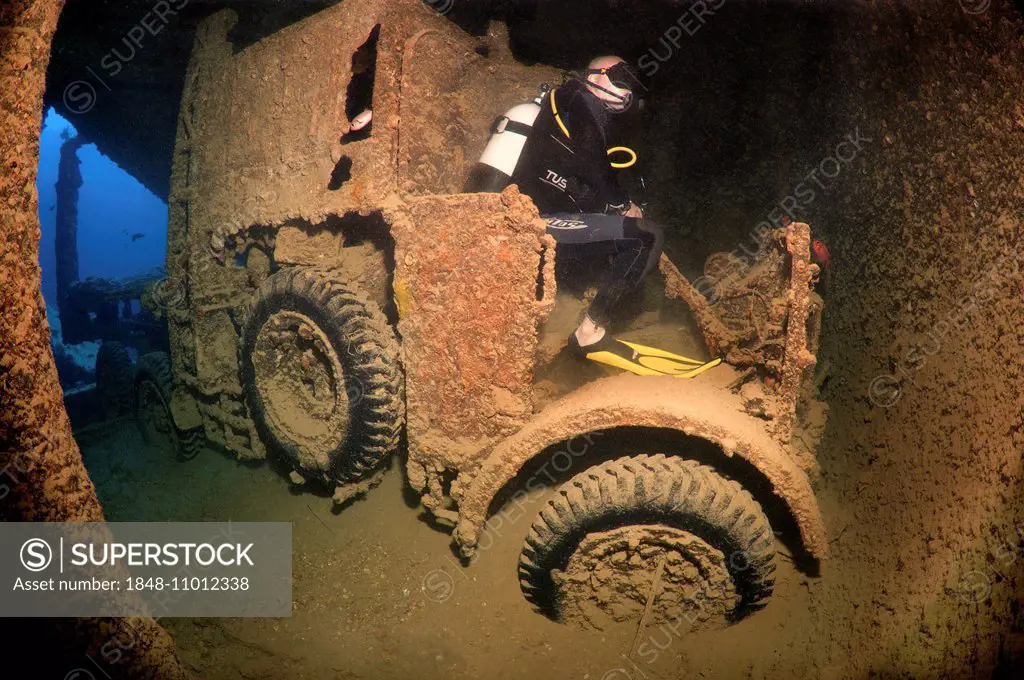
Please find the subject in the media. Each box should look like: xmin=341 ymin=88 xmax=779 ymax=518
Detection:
xmin=465 ymin=56 xmax=719 ymax=378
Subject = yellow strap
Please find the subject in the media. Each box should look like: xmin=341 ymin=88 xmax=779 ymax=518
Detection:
xmin=551 ymin=91 xmax=638 ymax=170
xmin=551 ymin=89 xmax=571 ymax=139
xmin=607 ymin=146 xmax=638 ymax=169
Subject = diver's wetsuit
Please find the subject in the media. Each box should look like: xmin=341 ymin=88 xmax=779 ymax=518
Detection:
xmin=545 ymin=213 xmax=664 ymax=327
xmin=515 ymin=79 xmax=627 ymax=214
xmin=512 ymin=79 xmax=663 ymax=327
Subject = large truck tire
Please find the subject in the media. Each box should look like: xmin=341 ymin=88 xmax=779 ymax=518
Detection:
xmin=518 ymin=454 xmax=776 ymax=630
xmin=96 ymin=341 xmax=134 ymax=420
xmin=134 ymin=351 xmax=204 ymax=461
xmin=240 ymin=267 xmax=404 ymax=486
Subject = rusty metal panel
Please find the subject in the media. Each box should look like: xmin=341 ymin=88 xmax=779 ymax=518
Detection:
xmin=178 ymin=0 xmax=402 ymax=247
xmin=395 ymin=23 xmax=563 ymax=197
xmin=396 ymin=28 xmax=474 ymax=195
xmin=193 ymin=309 xmax=241 ymax=394
xmin=388 ymin=188 xmax=554 ymax=471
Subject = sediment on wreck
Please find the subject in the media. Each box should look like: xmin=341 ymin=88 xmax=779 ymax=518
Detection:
xmin=0 ymin=0 xmax=186 ymax=676
xmin=806 ymin=0 xmax=1024 ymax=674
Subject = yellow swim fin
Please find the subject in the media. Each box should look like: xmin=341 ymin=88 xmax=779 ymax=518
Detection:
xmin=580 ymin=337 xmax=722 ymax=378
xmin=617 ymin=340 xmax=704 ymax=366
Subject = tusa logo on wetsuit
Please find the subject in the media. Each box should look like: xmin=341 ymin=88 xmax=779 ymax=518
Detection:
xmin=543 ymin=169 xmax=568 ymax=191
xmin=546 ymin=218 xmax=588 ymax=230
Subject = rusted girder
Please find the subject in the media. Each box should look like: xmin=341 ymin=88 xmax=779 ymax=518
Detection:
xmin=775 ymin=221 xmax=817 ymax=442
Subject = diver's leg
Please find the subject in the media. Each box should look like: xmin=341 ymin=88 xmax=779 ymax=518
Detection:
xmin=637 ymin=219 xmax=665 ymax=278
xmin=544 ymin=214 xmax=664 ymax=350
xmin=544 ymin=213 xmax=625 ymax=346
xmin=544 ymin=212 xmax=628 ymax=244
xmin=586 ymin=218 xmax=663 ymax=328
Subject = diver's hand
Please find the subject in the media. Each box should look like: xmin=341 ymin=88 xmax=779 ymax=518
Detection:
xmin=624 ymin=202 xmax=643 ymax=219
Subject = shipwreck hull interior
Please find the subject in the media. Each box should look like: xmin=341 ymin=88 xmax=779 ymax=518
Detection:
xmin=1 ymin=0 xmax=1022 ymax=677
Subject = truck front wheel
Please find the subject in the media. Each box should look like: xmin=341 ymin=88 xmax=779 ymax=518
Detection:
xmin=518 ymin=454 xmax=776 ymax=630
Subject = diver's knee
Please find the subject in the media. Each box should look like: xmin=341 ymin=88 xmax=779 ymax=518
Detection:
xmin=638 ymin=220 xmax=664 ymax=250
xmin=642 ymin=218 xmax=664 ymax=239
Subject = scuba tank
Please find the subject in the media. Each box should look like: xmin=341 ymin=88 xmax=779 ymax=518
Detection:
xmin=463 ymin=84 xmax=549 ymax=193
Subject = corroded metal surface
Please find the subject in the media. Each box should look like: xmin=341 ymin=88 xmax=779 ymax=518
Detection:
xmin=387 ymin=187 xmax=555 ymax=481
xmin=0 ymin=0 xmax=186 ymax=674
xmin=776 ymin=221 xmax=817 ymax=442
xmin=396 ymin=22 xmax=562 ymax=196
xmin=555 ymin=526 xmax=737 ymax=631
xmin=453 ymin=373 xmax=828 ymax=561
xmin=165 ymin=0 xmax=561 ymax=463
xmin=661 ymin=222 xmax=822 ymax=446
xmin=164 ymin=0 xmax=825 ymax=565
xmin=659 ymin=253 xmax=731 ymax=356
xmin=167 ymin=0 xmax=406 ymax=459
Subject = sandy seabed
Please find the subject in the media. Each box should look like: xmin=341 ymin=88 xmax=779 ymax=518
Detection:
xmin=78 ymin=414 xmax=1022 ymax=680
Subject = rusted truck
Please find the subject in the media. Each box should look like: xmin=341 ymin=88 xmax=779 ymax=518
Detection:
xmin=153 ymin=0 xmax=827 ymax=630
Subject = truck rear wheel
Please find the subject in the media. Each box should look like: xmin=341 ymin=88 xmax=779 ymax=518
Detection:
xmin=240 ymin=267 xmax=404 ymax=486
xmin=134 ymin=351 xmax=204 ymax=461
xmin=96 ymin=341 xmax=133 ymax=420
xmin=518 ymin=454 xmax=776 ymax=630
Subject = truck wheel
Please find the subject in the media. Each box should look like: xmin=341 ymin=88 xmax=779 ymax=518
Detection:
xmin=134 ymin=352 xmax=204 ymax=461
xmin=518 ymin=454 xmax=776 ymax=630
xmin=96 ymin=341 xmax=133 ymax=420
xmin=240 ymin=267 xmax=404 ymax=485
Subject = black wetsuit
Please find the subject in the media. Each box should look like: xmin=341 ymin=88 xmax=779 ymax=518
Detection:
xmin=512 ymin=79 xmax=663 ymax=327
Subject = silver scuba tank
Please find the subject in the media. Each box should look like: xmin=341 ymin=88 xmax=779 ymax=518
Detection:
xmin=463 ymin=85 xmax=549 ymax=193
